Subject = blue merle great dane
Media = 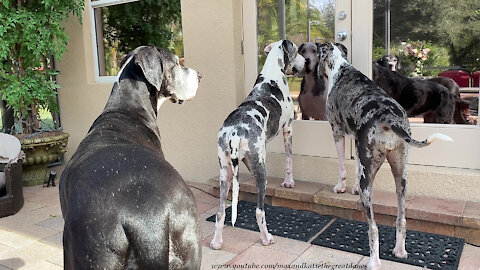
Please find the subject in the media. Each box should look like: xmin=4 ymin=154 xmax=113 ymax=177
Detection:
xmin=210 ymin=40 xmax=305 ymax=249
xmin=317 ymin=42 xmax=453 ymax=270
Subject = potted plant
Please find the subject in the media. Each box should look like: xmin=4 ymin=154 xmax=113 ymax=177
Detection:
xmin=0 ymin=0 xmax=84 ymax=185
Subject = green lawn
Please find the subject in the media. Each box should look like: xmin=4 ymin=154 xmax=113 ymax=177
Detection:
xmin=0 ymin=108 xmax=54 ymax=132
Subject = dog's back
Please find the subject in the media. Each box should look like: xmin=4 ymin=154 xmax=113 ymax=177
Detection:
xmin=328 ymin=65 xmax=410 ymax=139
xmin=60 ymin=112 xmax=200 ymax=269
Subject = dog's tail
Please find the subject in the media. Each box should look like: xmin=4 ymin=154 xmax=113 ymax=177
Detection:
xmin=228 ymin=135 xmax=241 ymax=227
xmin=390 ymin=125 xmax=453 ymax=148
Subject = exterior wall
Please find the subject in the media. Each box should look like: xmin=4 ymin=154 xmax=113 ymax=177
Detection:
xmin=57 ymin=0 xmax=245 ymax=182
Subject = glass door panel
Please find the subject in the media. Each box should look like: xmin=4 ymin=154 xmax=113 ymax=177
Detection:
xmin=373 ymin=0 xmax=480 ymax=169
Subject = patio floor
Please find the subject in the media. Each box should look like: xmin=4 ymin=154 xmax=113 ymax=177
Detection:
xmin=0 ymin=166 xmax=479 ymax=269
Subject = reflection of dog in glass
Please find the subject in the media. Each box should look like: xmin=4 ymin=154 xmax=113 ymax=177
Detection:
xmin=372 ymin=63 xmax=456 ymax=123
xmin=376 ymin=55 xmax=471 ymax=124
xmin=298 ymin=42 xmax=347 ymax=121
xmin=318 ymin=42 xmax=453 ymax=270
xmin=298 ymin=42 xmax=327 ymax=120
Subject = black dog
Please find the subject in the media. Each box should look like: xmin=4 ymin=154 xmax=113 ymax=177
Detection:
xmin=377 ymin=54 xmax=401 ymax=71
xmin=376 ymin=55 xmax=470 ymax=124
xmin=60 ymin=46 xmax=202 ymax=269
xmin=372 ymin=63 xmax=455 ymax=123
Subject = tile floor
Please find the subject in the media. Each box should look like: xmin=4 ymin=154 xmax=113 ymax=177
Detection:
xmin=0 ymin=178 xmax=479 ymax=270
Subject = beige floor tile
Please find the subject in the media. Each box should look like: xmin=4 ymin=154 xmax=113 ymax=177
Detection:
xmin=36 ymin=216 xmax=64 ymax=232
xmin=0 ymin=257 xmax=26 ymax=269
xmin=40 ymin=232 xmax=63 ymax=248
xmin=254 ymin=236 xmax=311 ymax=256
xmin=200 ymin=246 xmax=236 ymax=270
xmin=292 ymin=246 xmax=364 ymax=270
xmin=0 ymin=247 xmax=60 ymax=270
xmin=23 ymin=260 xmax=62 ymax=270
xmin=0 ymin=222 xmax=58 ymax=243
xmin=197 ymin=201 xmax=217 ymax=215
xmin=228 ymin=245 xmax=298 ymax=270
xmin=0 ymin=229 xmax=37 ymax=249
xmin=203 ymin=226 xmax=260 ymax=254
xmin=358 ymin=257 xmax=423 ymax=270
xmin=458 ymin=244 xmax=480 ymax=270
xmin=45 ymin=252 xmax=63 ymax=267
xmin=194 ymin=192 xmax=219 ymax=205
xmin=199 ymin=212 xmax=216 ymax=240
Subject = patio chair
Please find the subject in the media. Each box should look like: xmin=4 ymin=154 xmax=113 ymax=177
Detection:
xmin=0 ymin=133 xmax=24 ymax=217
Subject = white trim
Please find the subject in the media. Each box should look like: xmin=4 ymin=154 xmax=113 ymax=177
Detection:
xmin=89 ymin=0 xmax=140 ymax=83
xmin=91 ymin=0 xmax=139 ymax=8
xmin=242 ymin=0 xmax=258 ymax=97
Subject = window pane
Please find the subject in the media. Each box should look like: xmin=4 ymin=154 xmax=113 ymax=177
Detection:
xmin=373 ymin=0 xmax=479 ymax=125
xmin=93 ymin=1 xmax=183 ymax=76
xmin=257 ymin=0 xmax=335 ymax=120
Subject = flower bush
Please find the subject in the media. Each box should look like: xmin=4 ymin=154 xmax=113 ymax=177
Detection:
xmin=403 ymin=41 xmax=431 ymax=77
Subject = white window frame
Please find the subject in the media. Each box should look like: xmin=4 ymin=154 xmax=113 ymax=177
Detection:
xmin=243 ymin=0 xmax=480 ymax=170
xmin=89 ymin=0 xmax=140 ymax=83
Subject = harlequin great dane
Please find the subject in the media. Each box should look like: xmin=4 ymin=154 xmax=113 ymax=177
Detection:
xmin=318 ymin=42 xmax=452 ymax=270
xmin=210 ymin=40 xmax=304 ymax=249
xmin=60 ymin=46 xmax=202 ymax=270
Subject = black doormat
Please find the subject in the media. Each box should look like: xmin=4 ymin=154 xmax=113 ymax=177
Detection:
xmin=311 ymin=218 xmax=464 ymax=270
xmin=206 ymin=200 xmax=333 ymax=242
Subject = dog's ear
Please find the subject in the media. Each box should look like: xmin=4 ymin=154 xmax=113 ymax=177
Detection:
xmin=335 ymin=43 xmax=348 ymax=59
xmin=135 ymin=47 xmax=164 ymax=91
xmin=298 ymin=43 xmax=305 ymax=54
xmin=396 ymin=56 xmax=402 ymax=70
xmin=376 ymin=56 xmax=386 ymax=66
xmin=264 ymin=42 xmax=275 ymax=55
xmin=281 ymin=40 xmax=295 ymax=56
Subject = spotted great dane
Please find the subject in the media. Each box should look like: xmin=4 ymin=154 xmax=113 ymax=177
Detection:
xmin=210 ymin=40 xmax=304 ymax=249
xmin=60 ymin=46 xmax=202 ymax=269
xmin=318 ymin=42 xmax=452 ymax=270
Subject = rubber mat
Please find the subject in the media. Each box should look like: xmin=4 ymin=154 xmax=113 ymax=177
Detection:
xmin=206 ymin=200 xmax=333 ymax=242
xmin=311 ymin=218 xmax=464 ymax=270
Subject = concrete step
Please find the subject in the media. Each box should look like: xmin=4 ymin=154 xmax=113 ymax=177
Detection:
xmin=207 ymin=175 xmax=480 ymax=245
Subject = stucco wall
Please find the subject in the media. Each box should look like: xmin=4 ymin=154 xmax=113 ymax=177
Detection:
xmin=57 ymin=0 xmax=244 ymax=182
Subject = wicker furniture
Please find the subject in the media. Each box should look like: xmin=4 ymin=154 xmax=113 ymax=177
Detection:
xmin=0 ymin=160 xmax=24 ymax=217
xmin=0 ymin=133 xmax=24 ymax=218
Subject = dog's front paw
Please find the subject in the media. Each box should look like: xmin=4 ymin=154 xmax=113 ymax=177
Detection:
xmin=281 ymin=178 xmax=295 ymax=188
xmin=210 ymin=240 xmax=223 ymax=250
xmin=260 ymin=233 xmax=275 ymax=246
xmin=393 ymin=246 xmax=408 ymax=259
xmin=333 ymin=181 xmax=346 ymax=193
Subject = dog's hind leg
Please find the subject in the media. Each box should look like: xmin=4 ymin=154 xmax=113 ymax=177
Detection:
xmin=333 ymin=135 xmax=347 ymax=193
xmin=357 ymin=144 xmax=385 ymax=270
xmin=210 ymin=149 xmax=233 ymax=250
xmin=351 ymin=155 xmax=360 ymax=195
xmin=281 ymin=121 xmax=295 ymax=188
xmin=245 ymin=151 xmax=274 ymax=246
xmin=387 ymin=145 xmax=409 ymax=259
